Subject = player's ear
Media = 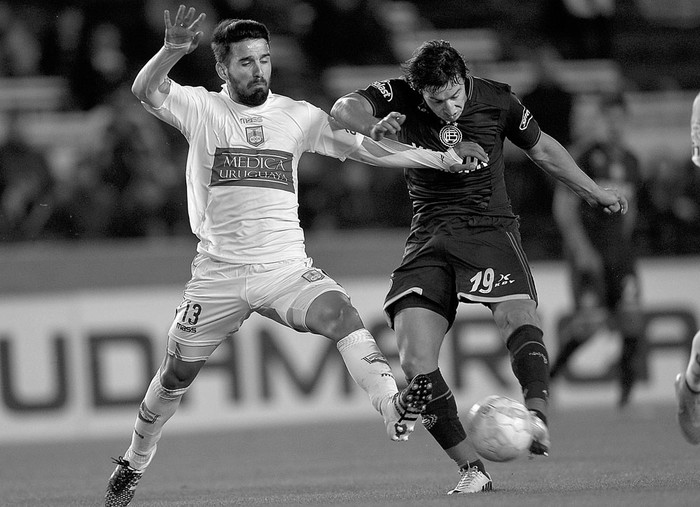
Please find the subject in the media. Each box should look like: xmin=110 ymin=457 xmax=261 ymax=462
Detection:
xmin=216 ymin=62 xmax=228 ymax=81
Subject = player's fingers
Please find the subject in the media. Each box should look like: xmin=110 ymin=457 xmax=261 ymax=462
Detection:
xmin=174 ymin=4 xmax=186 ymax=24
xmin=191 ymin=12 xmax=206 ymax=30
xmin=183 ymin=6 xmax=197 ymax=27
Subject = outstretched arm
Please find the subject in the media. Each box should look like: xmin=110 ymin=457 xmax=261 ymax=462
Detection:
xmin=526 ymin=132 xmax=627 ymax=215
xmin=332 ymin=93 xmax=405 ymax=141
xmin=131 ymin=5 xmax=206 ymax=108
xmin=331 ymin=94 xmax=487 ymax=172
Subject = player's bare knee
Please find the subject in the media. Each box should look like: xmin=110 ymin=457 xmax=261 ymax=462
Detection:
xmin=492 ymin=301 xmax=539 ymax=337
xmin=160 ymin=359 xmax=200 ymax=390
xmin=307 ymin=298 xmax=363 ymax=340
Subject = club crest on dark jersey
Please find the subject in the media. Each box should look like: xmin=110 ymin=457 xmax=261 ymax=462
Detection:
xmin=439 ymin=124 xmax=463 ymax=147
xmin=246 ymin=126 xmax=265 ymax=146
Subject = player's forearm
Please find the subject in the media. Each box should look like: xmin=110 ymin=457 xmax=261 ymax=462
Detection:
xmin=527 ymin=134 xmax=600 ymax=206
xmin=132 ymin=46 xmax=188 ymax=108
xmin=352 ymin=135 xmax=462 ymax=169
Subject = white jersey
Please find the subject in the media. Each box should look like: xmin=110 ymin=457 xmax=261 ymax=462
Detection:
xmin=143 ymin=81 xmax=460 ymax=264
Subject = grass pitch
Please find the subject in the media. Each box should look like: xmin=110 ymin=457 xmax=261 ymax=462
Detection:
xmin=2 ymin=402 xmax=699 ymax=506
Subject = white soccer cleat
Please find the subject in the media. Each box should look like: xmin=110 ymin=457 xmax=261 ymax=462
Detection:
xmin=447 ymin=466 xmax=493 ymax=494
xmin=675 ymin=373 xmax=700 ymax=445
xmin=381 ymin=373 xmax=432 ymax=442
xmin=529 ymin=411 xmax=550 ymax=456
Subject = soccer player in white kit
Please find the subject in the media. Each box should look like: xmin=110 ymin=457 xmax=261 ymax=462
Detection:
xmin=675 ymin=91 xmax=700 ymax=445
xmin=104 ymin=5 xmax=472 ymax=506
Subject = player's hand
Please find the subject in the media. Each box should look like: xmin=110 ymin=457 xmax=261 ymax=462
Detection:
xmin=449 ymin=141 xmax=489 ymax=173
xmin=369 ymin=112 xmax=405 ymax=141
xmin=599 ymin=187 xmax=628 ymax=215
xmin=164 ymin=5 xmax=206 ymax=54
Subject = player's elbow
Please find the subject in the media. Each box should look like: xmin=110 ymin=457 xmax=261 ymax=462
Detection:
xmin=330 ymin=97 xmax=349 ymax=122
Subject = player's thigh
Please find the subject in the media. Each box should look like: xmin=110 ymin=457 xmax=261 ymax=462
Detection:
xmin=167 ymin=254 xmax=252 ymax=360
xmin=253 ymin=258 xmax=352 ymax=335
xmin=393 ymin=304 xmax=449 ymax=375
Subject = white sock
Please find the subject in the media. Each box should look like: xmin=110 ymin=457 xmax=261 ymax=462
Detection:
xmin=336 ymin=329 xmax=398 ymax=413
xmin=685 ymin=331 xmax=700 ymax=391
xmin=124 ymin=372 xmax=187 ymax=470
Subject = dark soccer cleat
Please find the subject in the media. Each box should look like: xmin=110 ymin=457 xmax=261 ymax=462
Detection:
xmin=105 ymin=456 xmax=144 ymax=507
xmin=447 ymin=466 xmax=493 ymax=494
xmin=382 ymin=373 xmax=433 ymax=441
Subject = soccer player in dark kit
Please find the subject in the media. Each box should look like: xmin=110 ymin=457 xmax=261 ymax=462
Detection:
xmin=331 ymin=40 xmax=628 ymax=494
xmin=549 ymin=92 xmax=644 ymax=409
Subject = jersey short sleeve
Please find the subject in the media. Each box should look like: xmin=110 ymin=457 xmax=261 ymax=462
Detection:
xmin=503 ymin=92 xmax=541 ymax=151
xmin=356 ymin=78 xmax=414 ymax=119
xmin=301 ymin=101 xmax=363 ymax=160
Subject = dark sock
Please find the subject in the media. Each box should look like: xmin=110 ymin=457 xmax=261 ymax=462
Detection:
xmin=507 ymin=325 xmax=550 ymax=415
xmin=421 ymin=368 xmax=467 ymax=449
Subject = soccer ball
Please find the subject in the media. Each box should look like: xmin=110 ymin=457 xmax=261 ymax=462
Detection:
xmin=465 ymin=395 xmax=534 ymax=462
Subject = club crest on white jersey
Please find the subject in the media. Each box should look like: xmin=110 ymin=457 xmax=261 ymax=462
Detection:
xmin=246 ymin=126 xmax=265 ymax=146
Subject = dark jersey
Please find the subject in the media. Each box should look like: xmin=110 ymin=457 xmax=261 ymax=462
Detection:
xmin=576 ymin=141 xmax=640 ymax=257
xmin=356 ymin=76 xmax=542 ymax=225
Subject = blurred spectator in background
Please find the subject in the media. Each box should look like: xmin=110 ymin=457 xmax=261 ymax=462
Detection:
xmin=0 ymin=1 xmax=42 ymax=77
xmin=522 ymin=44 xmax=575 ymax=148
xmin=299 ymin=0 xmax=398 ymax=70
xmin=549 ymin=92 xmax=644 ymax=408
xmin=39 ymin=5 xmax=86 ymax=80
xmin=69 ymin=21 xmax=131 ymax=110
xmin=639 ymin=153 xmax=700 ymax=255
xmin=85 ymin=84 xmax=188 ymax=238
xmin=506 ymin=44 xmax=575 ymax=258
xmin=0 ymin=111 xmax=55 ymax=240
xmin=543 ymin=0 xmax=615 ymax=59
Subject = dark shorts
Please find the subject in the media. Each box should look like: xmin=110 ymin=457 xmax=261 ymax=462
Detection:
xmin=384 ymin=216 xmax=538 ymax=328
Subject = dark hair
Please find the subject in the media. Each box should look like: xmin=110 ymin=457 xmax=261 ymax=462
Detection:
xmin=401 ymin=40 xmax=469 ymax=93
xmin=210 ymin=19 xmax=270 ymax=64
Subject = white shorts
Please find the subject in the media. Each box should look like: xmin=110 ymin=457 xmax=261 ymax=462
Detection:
xmin=166 ymin=254 xmax=347 ymax=361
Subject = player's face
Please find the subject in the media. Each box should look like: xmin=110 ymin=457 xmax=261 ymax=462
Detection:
xmin=421 ymin=80 xmax=467 ymax=123
xmin=219 ymin=38 xmax=271 ymax=107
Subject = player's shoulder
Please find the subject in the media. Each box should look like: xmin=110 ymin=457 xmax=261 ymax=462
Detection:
xmin=470 ymin=76 xmax=514 ymax=109
xmin=363 ymin=77 xmax=415 ymax=102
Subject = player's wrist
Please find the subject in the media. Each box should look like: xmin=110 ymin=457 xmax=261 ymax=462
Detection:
xmin=164 ymin=38 xmax=191 ymax=51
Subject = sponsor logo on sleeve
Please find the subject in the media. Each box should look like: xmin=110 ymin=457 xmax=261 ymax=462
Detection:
xmin=211 ymin=147 xmax=295 ymax=192
xmin=519 ymin=107 xmax=533 ymax=131
xmin=370 ymin=80 xmax=393 ymax=101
